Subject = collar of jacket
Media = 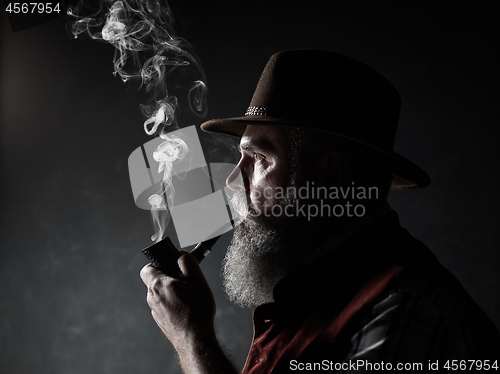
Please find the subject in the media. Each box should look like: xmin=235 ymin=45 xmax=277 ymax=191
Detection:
xmin=271 ymin=206 xmax=438 ymax=316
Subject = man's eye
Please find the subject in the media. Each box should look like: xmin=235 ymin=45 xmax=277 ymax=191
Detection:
xmin=253 ymin=153 xmax=265 ymax=161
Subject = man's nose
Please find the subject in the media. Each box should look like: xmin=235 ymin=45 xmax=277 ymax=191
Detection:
xmin=226 ymin=165 xmax=246 ymax=192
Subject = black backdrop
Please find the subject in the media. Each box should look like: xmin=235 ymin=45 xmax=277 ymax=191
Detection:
xmin=1 ymin=1 xmax=499 ymax=373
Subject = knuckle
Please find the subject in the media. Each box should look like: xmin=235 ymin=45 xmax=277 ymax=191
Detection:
xmin=146 ymin=292 xmax=156 ymax=308
xmin=139 ymin=264 xmax=152 ymax=281
xmin=149 ymin=275 xmax=180 ymax=294
xmin=150 ymin=277 xmax=164 ymax=293
xmin=168 ymin=278 xmax=185 ymax=293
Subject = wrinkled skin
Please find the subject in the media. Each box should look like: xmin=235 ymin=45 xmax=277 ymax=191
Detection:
xmin=226 ymin=125 xmax=292 ymax=216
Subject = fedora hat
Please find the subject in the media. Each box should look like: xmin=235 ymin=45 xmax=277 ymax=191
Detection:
xmin=201 ymin=50 xmax=430 ymax=190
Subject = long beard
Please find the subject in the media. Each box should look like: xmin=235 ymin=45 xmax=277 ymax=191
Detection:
xmin=222 ymin=191 xmax=307 ymax=308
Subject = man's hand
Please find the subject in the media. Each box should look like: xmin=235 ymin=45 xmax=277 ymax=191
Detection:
xmin=140 ymin=252 xmax=237 ymax=374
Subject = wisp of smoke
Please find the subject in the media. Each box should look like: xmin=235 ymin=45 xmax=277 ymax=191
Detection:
xmin=68 ymin=0 xmax=208 ymax=242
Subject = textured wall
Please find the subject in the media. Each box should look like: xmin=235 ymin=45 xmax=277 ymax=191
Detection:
xmin=1 ymin=2 xmax=498 ymax=373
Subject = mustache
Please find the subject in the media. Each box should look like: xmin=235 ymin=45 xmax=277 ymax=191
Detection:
xmin=229 ymin=191 xmax=252 ymax=220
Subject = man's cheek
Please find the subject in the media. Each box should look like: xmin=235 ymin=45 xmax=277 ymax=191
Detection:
xmin=263 ymin=186 xmax=275 ymax=200
xmin=251 ymin=189 xmax=262 ymax=203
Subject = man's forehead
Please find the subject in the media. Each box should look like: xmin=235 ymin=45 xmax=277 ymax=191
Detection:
xmin=239 ymin=125 xmax=287 ymax=153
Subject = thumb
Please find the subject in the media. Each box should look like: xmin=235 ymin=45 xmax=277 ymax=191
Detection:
xmin=177 ymin=251 xmax=205 ymax=283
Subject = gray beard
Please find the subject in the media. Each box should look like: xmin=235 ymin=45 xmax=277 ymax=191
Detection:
xmin=222 ymin=191 xmax=306 ymax=308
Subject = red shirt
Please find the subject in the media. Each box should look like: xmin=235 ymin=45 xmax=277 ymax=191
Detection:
xmin=241 ymin=265 xmax=403 ymax=373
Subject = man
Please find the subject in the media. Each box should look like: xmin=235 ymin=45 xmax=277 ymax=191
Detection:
xmin=140 ymin=50 xmax=500 ymax=373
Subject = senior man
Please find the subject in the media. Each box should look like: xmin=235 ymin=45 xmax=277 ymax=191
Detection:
xmin=140 ymin=50 xmax=500 ymax=373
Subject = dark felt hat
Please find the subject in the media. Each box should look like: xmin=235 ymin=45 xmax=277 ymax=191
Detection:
xmin=201 ymin=50 xmax=430 ymax=190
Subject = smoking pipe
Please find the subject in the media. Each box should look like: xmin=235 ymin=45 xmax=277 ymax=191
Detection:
xmin=142 ymin=235 xmax=221 ymax=276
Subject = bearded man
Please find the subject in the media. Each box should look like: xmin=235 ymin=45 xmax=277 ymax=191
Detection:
xmin=140 ymin=50 xmax=500 ymax=373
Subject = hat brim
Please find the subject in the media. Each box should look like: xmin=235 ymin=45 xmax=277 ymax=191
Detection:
xmin=201 ymin=116 xmax=431 ymax=190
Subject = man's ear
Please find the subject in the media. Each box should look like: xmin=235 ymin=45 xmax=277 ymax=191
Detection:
xmin=318 ymin=150 xmax=350 ymax=188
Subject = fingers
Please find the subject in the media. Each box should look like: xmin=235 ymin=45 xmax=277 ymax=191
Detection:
xmin=140 ymin=263 xmax=178 ymax=293
xmin=139 ymin=254 xmax=216 ymax=346
xmin=140 ymin=254 xmax=207 ymax=297
xmin=140 ymin=264 xmax=164 ymax=300
xmin=140 ymin=263 xmax=163 ymax=287
xmin=141 ymin=264 xmax=183 ymax=311
xmin=140 ymin=253 xmax=198 ymax=282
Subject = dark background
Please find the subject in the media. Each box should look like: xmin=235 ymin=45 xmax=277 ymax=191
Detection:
xmin=1 ymin=1 xmax=499 ymax=373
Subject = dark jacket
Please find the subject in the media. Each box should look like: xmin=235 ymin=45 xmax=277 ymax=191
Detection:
xmin=241 ymin=209 xmax=500 ymax=373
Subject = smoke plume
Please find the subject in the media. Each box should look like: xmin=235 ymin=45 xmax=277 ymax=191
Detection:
xmin=68 ymin=0 xmax=208 ymax=242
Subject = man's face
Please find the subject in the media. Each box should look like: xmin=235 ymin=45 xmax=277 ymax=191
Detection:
xmin=222 ymin=125 xmax=307 ymax=308
xmin=226 ymin=124 xmax=292 ymax=218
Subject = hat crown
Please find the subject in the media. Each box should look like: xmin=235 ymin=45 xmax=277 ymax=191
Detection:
xmin=248 ymin=50 xmax=401 ymax=152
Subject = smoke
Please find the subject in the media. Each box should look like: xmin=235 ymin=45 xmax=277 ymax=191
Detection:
xmin=68 ymin=0 xmax=208 ymax=242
